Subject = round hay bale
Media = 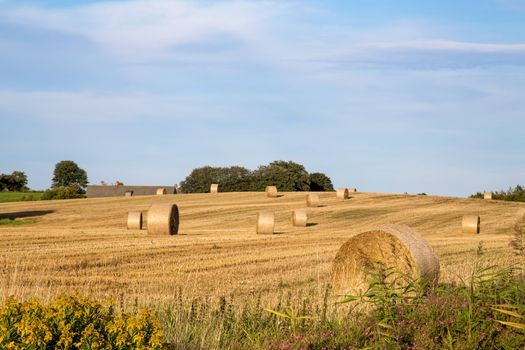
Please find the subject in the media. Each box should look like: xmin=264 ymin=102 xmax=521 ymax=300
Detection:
xmin=156 ymin=188 xmax=167 ymax=195
xmin=127 ymin=211 xmax=142 ymax=230
xmin=173 ymin=186 xmax=178 ymax=194
xmin=306 ymin=193 xmax=320 ymax=207
xmin=331 ymin=224 xmax=440 ymax=296
xmin=292 ymin=209 xmax=307 ymax=227
xmin=349 ymin=188 xmax=357 ymax=193
xmin=484 ymin=192 xmax=493 ymax=200
xmin=124 ymin=191 xmax=133 ymax=197
xmin=266 ymin=186 xmax=278 ymax=198
xmin=256 ymin=212 xmax=274 ymax=234
xmin=336 ymin=188 xmax=349 ymax=199
xmin=462 ymin=215 xmax=480 ymax=234
xmin=210 ymin=184 xmax=219 ymax=193
xmin=517 ymin=208 xmax=525 ymax=228
xmin=147 ymin=203 xmax=179 ymax=235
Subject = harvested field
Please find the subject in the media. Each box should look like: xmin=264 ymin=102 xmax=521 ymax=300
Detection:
xmin=0 ymin=192 xmax=523 ymax=308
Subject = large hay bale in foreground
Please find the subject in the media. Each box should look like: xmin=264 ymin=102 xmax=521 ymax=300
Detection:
xmin=127 ymin=211 xmax=143 ymax=230
xmin=124 ymin=191 xmax=133 ymax=197
xmin=336 ymin=188 xmax=349 ymax=199
xmin=517 ymin=209 xmax=525 ymax=228
xmin=156 ymin=188 xmax=167 ymax=195
xmin=462 ymin=215 xmax=480 ymax=234
xmin=210 ymin=184 xmax=219 ymax=193
xmin=331 ymin=224 xmax=440 ymax=296
xmin=484 ymin=192 xmax=493 ymax=200
xmin=147 ymin=203 xmax=179 ymax=235
xmin=256 ymin=212 xmax=274 ymax=234
xmin=292 ymin=209 xmax=307 ymax=227
xmin=306 ymin=193 xmax=320 ymax=207
xmin=266 ymin=186 xmax=278 ymax=198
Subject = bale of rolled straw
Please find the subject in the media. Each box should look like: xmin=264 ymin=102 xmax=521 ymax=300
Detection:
xmin=462 ymin=215 xmax=480 ymax=234
xmin=156 ymin=188 xmax=167 ymax=195
xmin=516 ymin=208 xmax=525 ymax=228
xmin=331 ymin=224 xmax=440 ymax=296
xmin=147 ymin=203 xmax=179 ymax=235
xmin=127 ymin=211 xmax=142 ymax=230
xmin=349 ymin=188 xmax=357 ymax=193
xmin=256 ymin=212 xmax=274 ymax=234
xmin=292 ymin=209 xmax=307 ymax=227
xmin=306 ymin=193 xmax=320 ymax=207
xmin=336 ymin=188 xmax=349 ymax=199
xmin=210 ymin=184 xmax=219 ymax=193
xmin=124 ymin=191 xmax=133 ymax=197
xmin=484 ymin=192 xmax=493 ymax=200
xmin=266 ymin=186 xmax=278 ymax=198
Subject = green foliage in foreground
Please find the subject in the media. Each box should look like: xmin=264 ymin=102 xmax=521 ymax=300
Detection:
xmin=0 ymin=192 xmax=43 ymax=203
xmin=0 ymin=218 xmax=39 ymax=226
xmin=0 ymin=295 xmax=163 ymax=349
xmin=156 ymin=265 xmax=525 ymax=349
xmin=471 ymin=184 xmax=525 ymax=202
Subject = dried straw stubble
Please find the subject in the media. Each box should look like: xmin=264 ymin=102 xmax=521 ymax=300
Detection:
xmin=306 ymin=193 xmax=320 ymax=207
xmin=292 ymin=209 xmax=307 ymax=227
xmin=336 ymin=188 xmax=349 ymax=199
xmin=331 ymin=224 xmax=440 ymax=296
xmin=265 ymin=186 xmax=278 ymax=198
xmin=147 ymin=203 xmax=179 ymax=235
xmin=516 ymin=208 xmax=525 ymax=228
xmin=210 ymin=184 xmax=219 ymax=193
xmin=156 ymin=188 xmax=167 ymax=195
xmin=257 ymin=212 xmax=274 ymax=234
xmin=462 ymin=215 xmax=480 ymax=234
xmin=127 ymin=211 xmax=142 ymax=230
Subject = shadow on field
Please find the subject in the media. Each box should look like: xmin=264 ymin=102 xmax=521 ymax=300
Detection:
xmin=0 ymin=210 xmax=54 ymax=219
xmin=306 ymin=223 xmax=318 ymax=227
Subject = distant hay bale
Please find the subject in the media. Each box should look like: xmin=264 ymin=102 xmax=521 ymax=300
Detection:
xmin=331 ymin=224 xmax=440 ymax=296
xmin=484 ymin=192 xmax=493 ymax=200
xmin=462 ymin=215 xmax=480 ymax=234
xmin=127 ymin=211 xmax=142 ymax=230
xmin=147 ymin=203 xmax=179 ymax=235
xmin=336 ymin=188 xmax=349 ymax=199
xmin=256 ymin=212 xmax=274 ymax=234
xmin=173 ymin=186 xmax=178 ymax=194
xmin=210 ymin=184 xmax=219 ymax=193
xmin=291 ymin=209 xmax=307 ymax=227
xmin=266 ymin=186 xmax=278 ymax=198
xmin=349 ymin=188 xmax=357 ymax=193
xmin=306 ymin=193 xmax=320 ymax=207
xmin=516 ymin=209 xmax=525 ymax=228
xmin=156 ymin=188 xmax=167 ymax=195
xmin=124 ymin=191 xmax=133 ymax=197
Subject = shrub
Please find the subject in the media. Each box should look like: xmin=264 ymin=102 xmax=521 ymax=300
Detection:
xmin=42 ymin=185 xmax=85 ymax=200
xmin=309 ymin=172 xmax=334 ymax=191
xmin=0 ymin=294 xmax=164 ymax=349
xmin=471 ymin=185 xmax=525 ymax=202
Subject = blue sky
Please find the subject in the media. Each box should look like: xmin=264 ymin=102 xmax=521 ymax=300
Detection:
xmin=1 ymin=0 xmax=524 ymax=195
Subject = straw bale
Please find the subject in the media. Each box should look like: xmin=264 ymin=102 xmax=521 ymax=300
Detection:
xmin=336 ymin=188 xmax=349 ymax=199
xmin=349 ymin=188 xmax=357 ymax=193
xmin=210 ymin=184 xmax=219 ymax=193
xmin=256 ymin=212 xmax=274 ymax=234
xmin=127 ymin=211 xmax=142 ymax=230
xmin=306 ymin=193 xmax=320 ymax=207
xmin=516 ymin=208 xmax=525 ymax=228
xmin=124 ymin=191 xmax=133 ymax=197
xmin=291 ymin=209 xmax=307 ymax=227
xmin=331 ymin=224 xmax=440 ymax=296
xmin=156 ymin=188 xmax=167 ymax=195
xmin=147 ymin=203 xmax=179 ymax=235
xmin=266 ymin=186 xmax=278 ymax=198
xmin=484 ymin=192 xmax=493 ymax=200
xmin=462 ymin=215 xmax=480 ymax=234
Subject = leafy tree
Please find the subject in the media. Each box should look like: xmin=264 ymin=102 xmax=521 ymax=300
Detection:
xmin=52 ymin=161 xmax=88 ymax=192
xmin=309 ymin=172 xmax=334 ymax=191
xmin=179 ymin=166 xmax=253 ymax=193
xmin=42 ymin=184 xmax=85 ymax=200
xmin=252 ymin=161 xmax=310 ymax=191
xmin=0 ymin=171 xmax=28 ymax=191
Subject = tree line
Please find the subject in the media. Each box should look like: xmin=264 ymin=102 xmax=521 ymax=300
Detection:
xmin=179 ymin=160 xmax=334 ymax=193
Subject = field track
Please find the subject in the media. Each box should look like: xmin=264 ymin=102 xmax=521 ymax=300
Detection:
xmin=1 ymin=192 xmax=523 ymax=307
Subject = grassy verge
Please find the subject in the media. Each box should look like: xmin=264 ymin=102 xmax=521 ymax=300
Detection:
xmin=0 ymin=191 xmax=43 ymax=203
xmin=0 ymin=217 xmax=39 ymax=226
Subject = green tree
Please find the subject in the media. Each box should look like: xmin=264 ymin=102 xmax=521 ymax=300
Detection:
xmin=309 ymin=172 xmax=334 ymax=191
xmin=0 ymin=171 xmax=28 ymax=191
xmin=52 ymin=161 xmax=88 ymax=192
xmin=179 ymin=166 xmax=253 ymax=193
xmin=252 ymin=160 xmax=311 ymax=191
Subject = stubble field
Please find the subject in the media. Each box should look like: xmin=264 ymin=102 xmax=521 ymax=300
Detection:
xmin=1 ymin=191 xmax=523 ymax=310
